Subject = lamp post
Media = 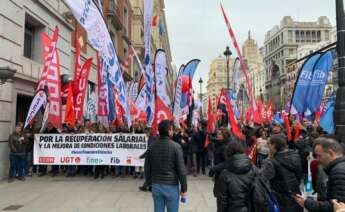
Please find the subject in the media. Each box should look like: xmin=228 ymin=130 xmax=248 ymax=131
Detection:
xmin=199 ymin=77 xmax=203 ymax=118
xmin=335 ymin=0 xmax=345 ymax=142
xmin=260 ymin=88 xmax=264 ymax=102
xmin=0 ymin=67 xmax=17 ymax=84
xmin=223 ymin=46 xmax=232 ymax=92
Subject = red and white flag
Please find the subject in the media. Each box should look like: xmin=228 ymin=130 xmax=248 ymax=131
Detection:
xmin=41 ymin=27 xmax=62 ymax=129
xmin=152 ymin=97 xmax=173 ymax=135
xmin=96 ymin=53 xmax=109 ymax=126
xmin=221 ymin=89 xmax=245 ymax=141
xmin=205 ymin=96 xmax=215 ymax=148
xmin=74 ymin=58 xmax=93 ymax=121
xmin=220 ymin=4 xmax=256 ymax=112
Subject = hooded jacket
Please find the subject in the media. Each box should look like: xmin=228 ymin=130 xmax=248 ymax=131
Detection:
xmin=216 ymin=154 xmax=255 ymax=212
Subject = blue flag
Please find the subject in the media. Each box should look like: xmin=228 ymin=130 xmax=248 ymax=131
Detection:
xmin=306 ymin=51 xmax=334 ymax=112
xmin=182 ymin=59 xmax=200 ymax=79
xmin=108 ymin=79 xmax=116 ymax=123
xmin=227 ymin=89 xmax=240 ymax=119
xmin=292 ymin=54 xmax=321 ymax=113
xmin=320 ymin=95 xmax=336 ymax=134
xmin=273 ymin=112 xmax=284 ymax=125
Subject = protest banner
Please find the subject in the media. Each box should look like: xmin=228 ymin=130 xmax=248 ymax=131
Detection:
xmin=34 ymin=133 xmax=147 ymax=166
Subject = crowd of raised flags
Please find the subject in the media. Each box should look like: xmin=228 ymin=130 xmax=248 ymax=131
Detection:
xmin=22 ymin=0 xmax=336 ymax=142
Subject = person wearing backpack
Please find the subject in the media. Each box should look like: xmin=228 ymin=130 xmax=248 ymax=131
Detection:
xmin=216 ymin=142 xmax=256 ymax=212
xmin=261 ymin=134 xmax=303 ymax=212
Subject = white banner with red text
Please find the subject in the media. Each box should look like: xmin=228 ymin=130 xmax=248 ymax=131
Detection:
xmin=34 ymin=133 xmax=147 ymax=166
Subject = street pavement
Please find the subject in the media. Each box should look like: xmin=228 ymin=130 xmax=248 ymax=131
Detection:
xmin=0 ymin=174 xmax=216 ymax=212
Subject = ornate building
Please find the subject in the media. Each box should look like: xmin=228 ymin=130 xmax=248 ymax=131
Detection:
xmin=264 ymin=16 xmax=333 ymax=109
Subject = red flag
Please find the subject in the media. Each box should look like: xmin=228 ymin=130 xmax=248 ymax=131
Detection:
xmin=221 ymin=89 xmax=245 ymax=141
xmin=114 ymin=90 xmax=124 ymax=123
xmin=151 ymin=15 xmax=158 ymax=26
xmin=247 ymin=137 xmax=257 ymax=165
xmin=64 ymin=83 xmax=76 ymax=128
xmin=138 ymin=74 xmax=145 ymax=93
xmin=284 ymin=115 xmax=292 ymax=141
xmin=245 ymin=108 xmax=251 ymax=125
xmin=153 ymin=97 xmax=173 ymax=135
xmin=266 ymin=100 xmax=274 ymax=122
xmin=74 ymin=58 xmax=92 ymax=121
xmin=220 ymin=4 xmax=256 ymax=113
xmin=293 ymin=122 xmax=301 ymax=143
xmin=254 ymin=99 xmax=263 ymax=125
xmin=205 ymin=96 xmax=215 ymax=148
xmin=41 ymin=27 xmax=62 ymax=129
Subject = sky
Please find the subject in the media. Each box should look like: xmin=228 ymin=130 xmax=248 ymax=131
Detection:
xmin=164 ymin=0 xmax=336 ymax=93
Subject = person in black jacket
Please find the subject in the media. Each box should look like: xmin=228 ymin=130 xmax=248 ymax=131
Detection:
xmin=216 ymin=142 xmax=256 ymax=212
xmin=209 ymin=128 xmax=229 ymax=198
xmin=145 ymin=120 xmax=187 ymax=212
xmin=38 ymin=122 xmax=59 ymax=177
xmin=197 ymin=122 xmax=207 ymax=175
xmin=261 ymin=134 xmax=303 ymax=212
xmin=294 ymin=137 xmax=345 ymax=212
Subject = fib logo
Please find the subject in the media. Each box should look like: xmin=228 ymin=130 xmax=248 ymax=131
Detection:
xmin=110 ymin=157 xmax=120 ymax=164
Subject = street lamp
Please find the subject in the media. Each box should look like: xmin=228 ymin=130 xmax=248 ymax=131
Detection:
xmin=335 ymin=0 xmax=345 ymax=142
xmin=260 ymin=88 xmax=263 ymax=102
xmin=198 ymin=77 xmax=203 ymax=117
xmin=223 ymin=46 xmax=232 ymax=91
xmin=0 ymin=67 xmax=16 ymax=84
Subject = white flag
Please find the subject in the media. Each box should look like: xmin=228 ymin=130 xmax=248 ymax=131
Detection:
xmin=24 ymin=90 xmax=47 ymax=129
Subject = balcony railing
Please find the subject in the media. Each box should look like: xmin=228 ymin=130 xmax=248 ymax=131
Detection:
xmin=107 ymin=0 xmax=123 ymax=30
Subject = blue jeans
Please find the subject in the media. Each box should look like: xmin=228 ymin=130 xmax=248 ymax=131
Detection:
xmin=152 ymin=184 xmax=180 ymax=212
xmin=9 ymin=153 xmax=26 ymax=178
xmin=24 ymin=152 xmax=33 ymax=176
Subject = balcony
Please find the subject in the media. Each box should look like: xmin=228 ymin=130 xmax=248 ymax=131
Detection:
xmin=107 ymin=0 xmax=123 ymax=31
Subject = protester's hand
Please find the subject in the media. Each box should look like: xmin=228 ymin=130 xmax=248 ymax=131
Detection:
xmin=180 ymin=192 xmax=187 ymax=197
xmin=332 ymin=199 xmax=345 ymax=211
xmin=293 ymin=194 xmax=305 ymax=208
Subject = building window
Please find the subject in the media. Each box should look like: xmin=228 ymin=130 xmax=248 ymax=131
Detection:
xmin=312 ymin=31 xmax=316 ymax=42
xmin=24 ymin=13 xmax=44 ymax=62
xmin=317 ymin=31 xmax=321 ymax=42
xmin=296 ymin=31 xmax=300 ymax=43
xmin=306 ymin=31 xmax=311 ymax=42
xmin=288 ymin=30 xmax=293 ymax=43
xmin=24 ymin=24 xmax=34 ymax=59
xmin=325 ymin=30 xmax=330 ymax=41
xmin=124 ymin=7 xmax=128 ymax=36
xmin=301 ymin=31 xmax=305 ymax=42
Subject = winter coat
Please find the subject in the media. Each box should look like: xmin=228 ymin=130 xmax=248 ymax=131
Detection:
xmin=144 ymin=136 xmax=188 ymax=192
xmin=305 ymin=157 xmax=345 ymax=212
xmin=216 ymin=154 xmax=255 ymax=212
xmin=8 ymin=132 xmax=26 ymax=153
xmin=261 ymin=149 xmax=303 ymax=212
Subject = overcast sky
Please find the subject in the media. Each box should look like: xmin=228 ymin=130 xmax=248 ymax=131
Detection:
xmin=164 ymin=0 xmax=336 ymax=92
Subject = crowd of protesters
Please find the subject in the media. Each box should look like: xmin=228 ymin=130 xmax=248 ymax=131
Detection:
xmin=7 ymin=114 xmax=345 ymax=212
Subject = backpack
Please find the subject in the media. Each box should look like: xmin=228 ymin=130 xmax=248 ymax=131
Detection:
xmin=248 ymin=168 xmax=280 ymax=212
